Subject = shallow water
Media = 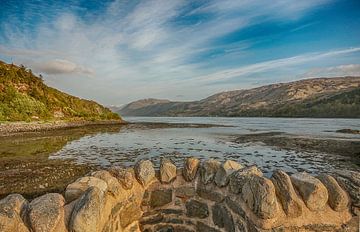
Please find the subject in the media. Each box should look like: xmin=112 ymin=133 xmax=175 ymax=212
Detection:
xmin=42 ymin=117 xmax=360 ymax=176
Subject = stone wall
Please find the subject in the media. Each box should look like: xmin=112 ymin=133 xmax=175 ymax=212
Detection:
xmin=0 ymin=158 xmax=359 ymax=232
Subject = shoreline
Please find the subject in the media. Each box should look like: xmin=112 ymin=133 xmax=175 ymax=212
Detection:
xmin=233 ymin=132 xmax=360 ymax=161
xmin=0 ymin=120 xmax=127 ymax=137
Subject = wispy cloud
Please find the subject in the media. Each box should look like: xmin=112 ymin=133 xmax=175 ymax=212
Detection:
xmin=1 ymin=0 xmax=358 ymax=104
xmin=32 ymin=59 xmax=95 ymax=76
xmin=193 ymin=47 xmax=360 ymax=83
xmin=303 ymin=64 xmax=360 ymax=77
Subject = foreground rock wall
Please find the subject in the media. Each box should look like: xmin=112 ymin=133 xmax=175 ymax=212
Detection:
xmin=0 ymin=158 xmax=359 ymax=232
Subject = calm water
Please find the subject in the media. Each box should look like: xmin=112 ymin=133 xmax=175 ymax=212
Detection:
xmin=45 ymin=117 xmax=360 ymax=176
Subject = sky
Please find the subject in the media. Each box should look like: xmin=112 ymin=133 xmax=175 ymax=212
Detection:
xmin=1 ymin=0 xmax=360 ymax=106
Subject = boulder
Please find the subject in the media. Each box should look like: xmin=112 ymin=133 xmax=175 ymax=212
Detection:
xmin=65 ymin=176 xmax=108 ymax=202
xmin=229 ymin=166 xmax=263 ymax=194
xmin=334 ymin=170 xmax=360 ymax=215
xmin=160 ymin=158 xmax=177 ymax=183
xmin=182 ymin=157 xmax=200 ymax=181
xmin=108 ymin=167 xmax=135 ymax=190
xmin=318 ymin=174 xmax=349 ymax=211
xmin=271 ymin=170 xmax=302 ymax=217
xmin=0 ymin=193 xmax=28 ymax=218
xmin=241 ymin=175 xmax=279 ymax=219
xmin=91 ymin=170 xmax=122 ymax=196
xmin=134 ymin=160 xmax=156 ymax=186
xmin=215 ymin=160 xmax=243 ymax=187
xmin=291 ymin=172 xmax=328 ymax=211
xmin=0 ymin=194 xmax=29 ymax=232
xmin=200 ymin=159 xmax=221 ymax=184
xmin=64 ymin=199 xmax=78 ymax=229
xmin=69 ymin=187 xmax=105 ymax=232
xmin=28 ymin=193 xmax=66 ymax=232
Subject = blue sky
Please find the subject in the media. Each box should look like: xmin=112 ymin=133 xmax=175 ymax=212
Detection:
xmin=1 ymin=0 xmax=360 ymax=105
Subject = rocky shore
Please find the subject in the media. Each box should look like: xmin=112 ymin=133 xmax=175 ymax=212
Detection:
xmin=0 ymin=158 xmax=359 ymax=232
xmin=0 ymin=120 xmax=125 ymax=137
xmin=234 ymin=132 xmax=360 ymax=160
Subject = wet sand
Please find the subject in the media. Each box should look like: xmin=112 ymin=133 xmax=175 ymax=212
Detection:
xmin=0 ymin=122 xmax=229 ymax=199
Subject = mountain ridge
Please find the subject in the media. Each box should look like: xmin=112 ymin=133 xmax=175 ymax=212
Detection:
xmin=119 ymin=76 xmax=360 ymax=118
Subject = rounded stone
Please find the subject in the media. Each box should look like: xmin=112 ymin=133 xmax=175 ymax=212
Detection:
xmin=160 ymin=158 xmax=177 ymax=183
xmin=91 ymin=170 xmax=123 ymax=196
xmin=0 ymin=194 xmax=29 ymax=232
xmin=271 ymin=170 xmax=303 ymax=218
xmin=291 ymin=172 xmax=329 ymax=211
xmin=182 ymin=157 xmax=200 ymax=181
xmin=108 ymin=167 xmax=134 ymax=190
xmin=28 ymin=193 xmax=66 ymax=232
xmin=229 ymin=166 xmax=263 ymax=194
xmin=334 ymin=170 xmax=360 ymax=213
xmin=242 ymin=175 xmax=279 ymax=219
xmin=318 ymin=174 xmax=349 ymax=211
xmin=69 ymin=187 xmax=105 ymax=232
xmin=200 ymin=159 xmax=221 ymax=185
xmin=65 ymin=176 xmax=108 ymax=202
xmin=0 ymin=193 xmax=28 ymax=217
xmin=215 ymin=160 xmax=243 ymax=187
xmin=135 ymin=160 xmax=156 ymax=186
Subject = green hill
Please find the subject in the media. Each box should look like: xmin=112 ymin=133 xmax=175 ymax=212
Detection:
xmin=0 ymin=61 xmax=120 ymax=122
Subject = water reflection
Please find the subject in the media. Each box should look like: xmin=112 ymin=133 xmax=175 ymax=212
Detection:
xmin=46 ymin=117 xmax=360 ymax=176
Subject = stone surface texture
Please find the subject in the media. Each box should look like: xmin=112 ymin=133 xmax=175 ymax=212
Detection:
xmin=241 ymin=175 xmax=279 ymax=219
xmin=200 ymin=159 xmax=221 ymax=184
xmin=271 ymin=170 xmax=303 ymax=217
xmin=135 ymin=160 xmax=156 ymax=186
xmin=229 ymin=165 xmax=263 ymax=194
xmin=291 ymin=172 xmax=329 ymax=211
xmin=182 ymin=157 xmax=200 ymax=181
xmin=91 ymin=170 xmax=122 ymax=196
xmin=0 ymin=194 xmax=29 ymax=232
xmin=318 ymin=174 xmax=349 ymax=211
xmin=215 ymin=160 xmax=243 ymax=187
xmin=108 ymin=166 xmax=135 ymax=190
xmin=64 ymin=176 xmax=108 ymax=203
xmin=28 ymin=193 xmax=66 ymax=232
xmin=160 ymin=158 xmax=177 ymax=183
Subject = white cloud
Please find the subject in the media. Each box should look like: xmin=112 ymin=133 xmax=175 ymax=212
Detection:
xmin=33 ymin=59 xmax=95 ymax=75
xmin=1 ymin=0 xmax=355 ymax=105
xmin=190 ymin=47 xmax=360 ymax=83
xmin=303 ymin=64 xmax=360 ymax=77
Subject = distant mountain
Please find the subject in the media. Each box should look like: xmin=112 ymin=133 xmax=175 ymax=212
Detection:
xmin=0 ymin=61 xmax=121 ymax=122
xmin=119 ymin=98 xmax=171 ymax=116
xmin=119 ymin=77 xmax=360 ymax=118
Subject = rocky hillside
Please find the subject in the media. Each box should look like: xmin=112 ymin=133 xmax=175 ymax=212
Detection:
xmin=119 ymin=98 xmax=171 ymax=116
xmin=0 ymin=61 xmax=120 ymax=122
xmin=119 ymin=77 xmax=360 ymax=118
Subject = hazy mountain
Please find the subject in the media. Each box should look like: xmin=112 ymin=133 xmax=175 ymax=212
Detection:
xmin=119 ymin=77 xmax=360 ymax=118
xmin=0 ymin=61 xmax=121 ymax=122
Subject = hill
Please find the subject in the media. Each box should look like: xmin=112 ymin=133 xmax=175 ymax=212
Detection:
xmin=119 ymin=77 xmax=360 ymax=118
xmin=0 ymin=61 xmax=121 ymax=122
